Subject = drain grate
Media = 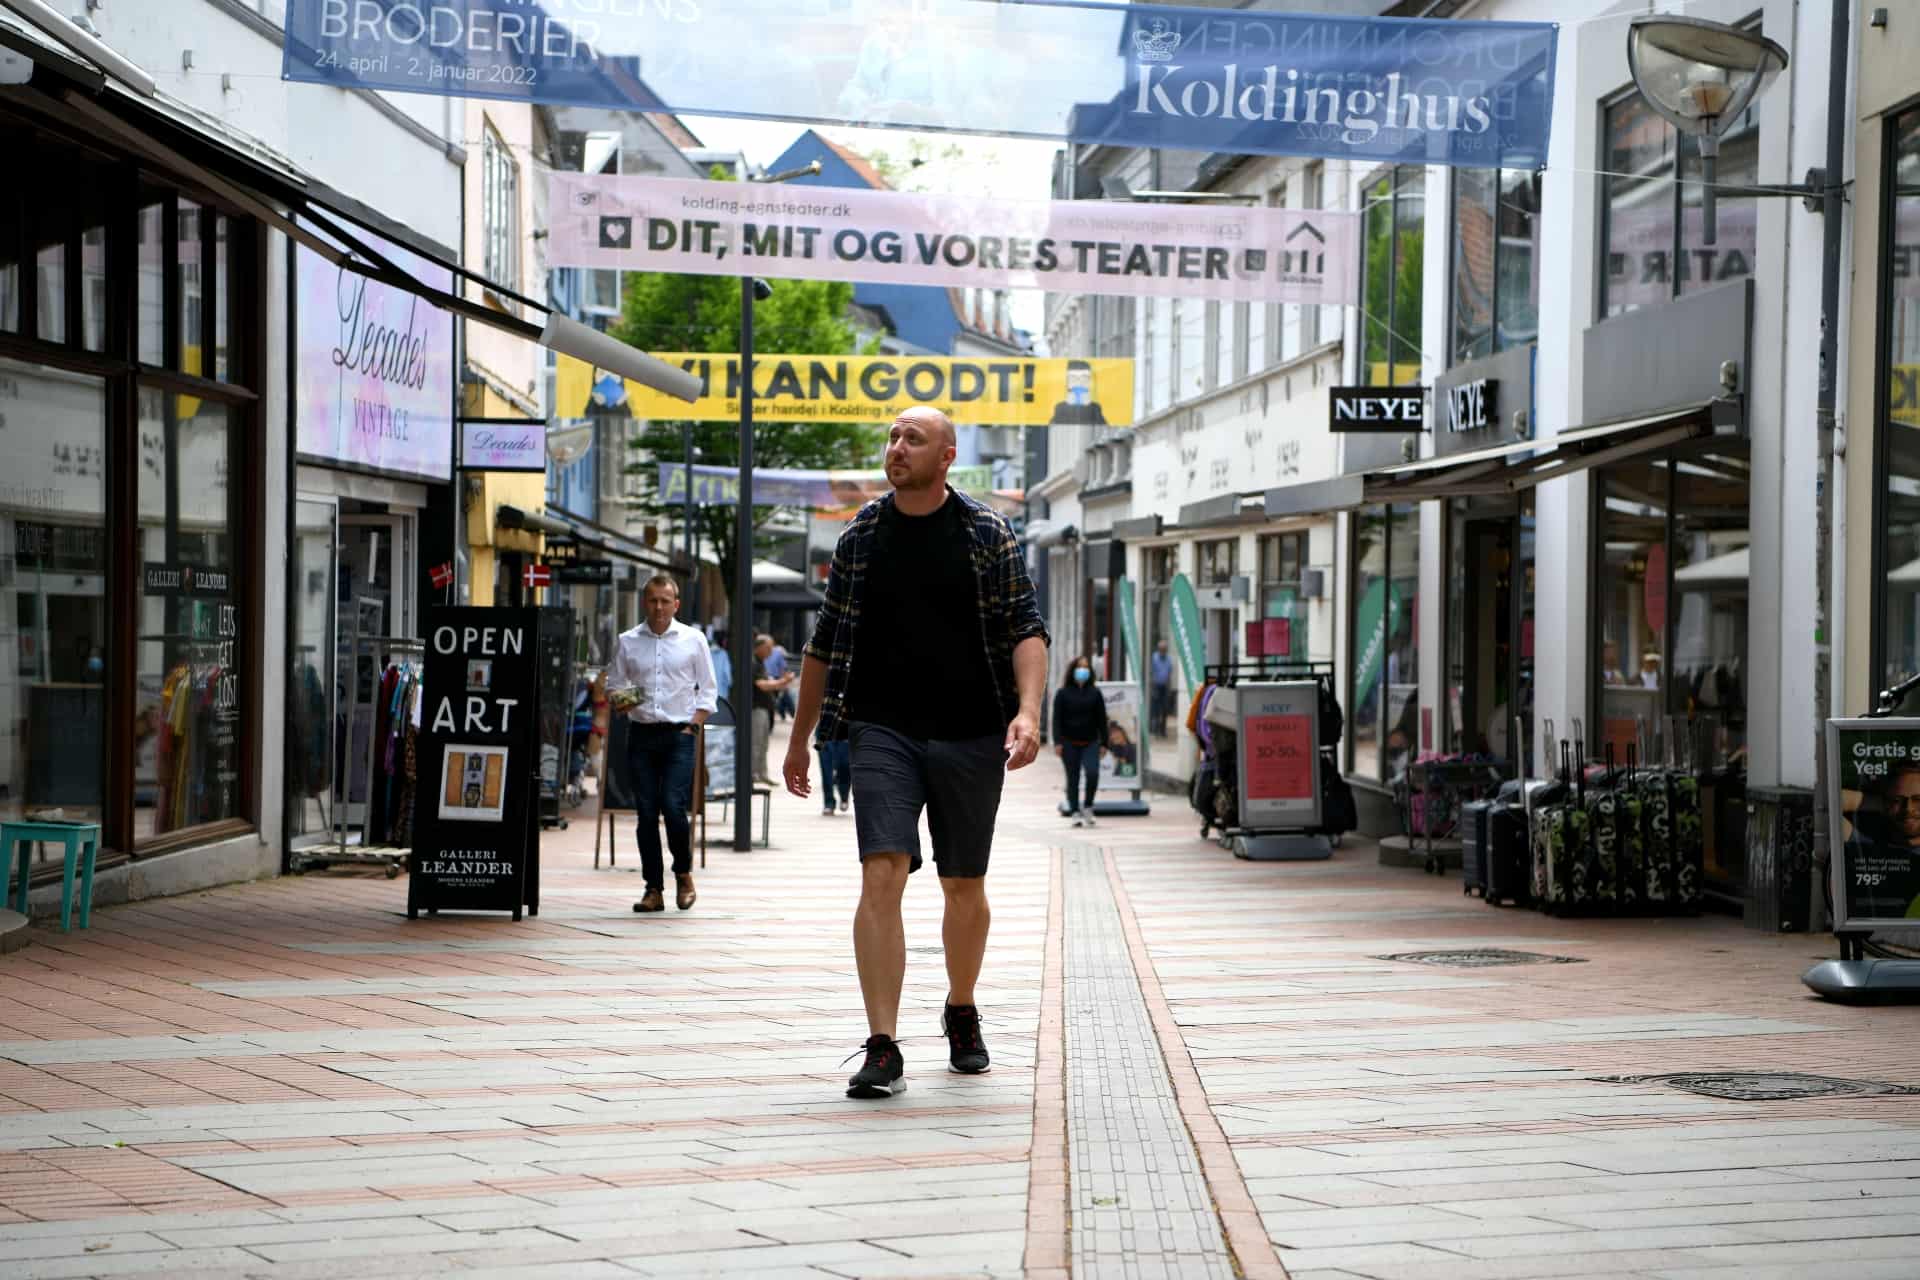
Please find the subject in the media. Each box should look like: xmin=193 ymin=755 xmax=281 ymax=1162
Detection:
xmin=1377 ymin=948 xmax=1586 ymax=968
xmin=1595 ymin=1071 xmax=1920 ymax=1101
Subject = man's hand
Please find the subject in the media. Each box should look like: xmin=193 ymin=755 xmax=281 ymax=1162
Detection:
xmin=1004 ymin=711 xmax=1041 ymax=771
xmin=783 ymin=738 xmax=813 ymax=798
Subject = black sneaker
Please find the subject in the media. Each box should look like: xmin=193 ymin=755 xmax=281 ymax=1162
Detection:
xmin=942 ymin=1003 xmax=990 ymax=1074
xmin=844 ymin=1034 xmax=906 ymax=1098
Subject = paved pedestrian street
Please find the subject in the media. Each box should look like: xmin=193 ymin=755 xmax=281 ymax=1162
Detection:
xmin=2 ymin=723 xmax=1919 ymax=1279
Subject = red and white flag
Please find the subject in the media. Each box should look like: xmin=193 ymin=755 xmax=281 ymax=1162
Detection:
xmin=524 ymin=563 xmax=552 ymax=589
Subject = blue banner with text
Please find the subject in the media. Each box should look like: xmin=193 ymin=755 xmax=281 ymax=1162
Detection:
xmin=282 ymin=1 xmax=1557 ymax=169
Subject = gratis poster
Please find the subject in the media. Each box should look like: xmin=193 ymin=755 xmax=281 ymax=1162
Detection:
xmin=1827 ymin=718 xmax=1920 ymax=928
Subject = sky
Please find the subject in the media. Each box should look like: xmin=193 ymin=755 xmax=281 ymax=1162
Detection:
xmin=678 ymin=114 xmax=1062 ymax=339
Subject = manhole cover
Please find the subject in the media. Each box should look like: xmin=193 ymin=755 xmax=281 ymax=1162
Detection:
xmin=1595 ymin=1071 xmax=1920 ymax=1101
xmin=1377 ymin=949 xmax=1585 ymax=968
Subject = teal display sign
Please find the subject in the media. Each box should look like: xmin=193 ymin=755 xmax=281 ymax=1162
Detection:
xmin=283 ymin=2 xmax=1558 ymax=170
xmin=1168 ymin=573 xmax=1205 ymax=690
xmin=1352 ymin=578 xmax=1405 ymax=711
xmin=1116 ymin=575 xmax=1140 ymax=684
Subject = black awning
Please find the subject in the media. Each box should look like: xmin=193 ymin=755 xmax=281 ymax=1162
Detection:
xmin=1266 ymin=400 xmax=1738 ymax=517
xmin=752 ymin=583 xmax=826 ymax=609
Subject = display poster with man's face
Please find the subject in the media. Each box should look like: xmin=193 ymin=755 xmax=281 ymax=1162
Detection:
xmin=1829 ymin=719 xmax=1920 ymax=926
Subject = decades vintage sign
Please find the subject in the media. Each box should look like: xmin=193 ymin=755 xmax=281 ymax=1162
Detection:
xmin=1328 ymin=386 xmax=1426 ymax=432
xmin=282 ymin=2 xmax=1556 ymax=170
xmin=550 ymin=174 xmax=1357 ymax=306
xmin=408 ymin=607 xmax=542 ymax=920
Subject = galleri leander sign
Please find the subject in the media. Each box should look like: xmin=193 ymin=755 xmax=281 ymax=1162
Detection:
xmin=1328 ymin=386 xmax=1427 ymax=433
xmin=408 ymin=607 xmax=542 ymax=920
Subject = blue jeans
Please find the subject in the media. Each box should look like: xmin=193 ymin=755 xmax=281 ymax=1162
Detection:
xmin=816 ymin=738 xmax=852 ymax=810
xmin=1062 ymin=742 xmax=1099 ymax=812
xmin=628 ymin=724 xmax=696 ymax=890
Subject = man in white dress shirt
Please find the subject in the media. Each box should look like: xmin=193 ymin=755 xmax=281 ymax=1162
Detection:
xmin=604 ymin=574 xmax=718 ymax=913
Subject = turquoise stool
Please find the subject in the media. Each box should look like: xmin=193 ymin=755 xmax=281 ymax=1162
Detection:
xmin=4 ymin=821 xmax=100 ymax=932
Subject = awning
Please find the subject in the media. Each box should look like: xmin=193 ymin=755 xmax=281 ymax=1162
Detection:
xmin=538 ymin=506 xmax=677 ymax=572
xmin=496 ymin=505 xmax=575 ymax=540
xmin=753 ymin=582 xmax=826 ymax=609
xmin=1673 ymin=546 xmax=1750 ymax=586
xmin=1265 ymin=400 xmax=1738 ymax=518
xmin=1025 ymin=518 xmax=1077 ymax=548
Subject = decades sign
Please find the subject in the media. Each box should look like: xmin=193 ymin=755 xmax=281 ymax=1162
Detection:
xmin=408 ymin=607 xmax=542 ymax=920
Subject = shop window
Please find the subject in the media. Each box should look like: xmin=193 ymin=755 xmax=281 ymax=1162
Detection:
xmin=1258 ymin=532 xmax=1306 ymax=661
xmin=177 ymin=199 xmax=204 ymax=376
xmin=483 ymin=122 xmax=521 ymax=298
xmin=1601 ymin=83 xmax=1760 ymax=318
xmin=1361 ymin=167 xmax=1424 ymax=387
xmin=1451 ymin=168 xmax=1541 ymax=365
xmin=1197 ymin=537 xmax=1236 ymax=586
xmin=1301 ymin=162 xmax=1325 ymax=348
xmin=1349 ymin=504 xmax=1418 ymax=783
xmin=0 ymin=357 xmax=109 ymax=830
xmin=213 ymin=214 xmax=230 ymax=381
xmin=1596 ymin=452 xmax=1749 ymax=768
xmin=1878 ymin=105 xmax=1920 ymax=701
xmin=137 ymin=195 xmax=164 ymax=366
xmin=0 ymin=180 xmax=17 ymax=333
xmin=34 ymin=186 xmax=67 ymax=346
xmin=135 ymin=388 xmax=241 ymax=841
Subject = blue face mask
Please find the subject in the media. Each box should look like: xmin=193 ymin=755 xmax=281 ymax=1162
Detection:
xmin=1073 ymin=667 xmax=1091 ymax=684
xmin=86 ymin=656 xmax=103 ymax=675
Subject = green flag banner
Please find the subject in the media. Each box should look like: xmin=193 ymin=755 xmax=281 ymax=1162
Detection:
xmin=1352 ymin=578 xmax=1406 ymax=711
xmin=1169 ymin=573 xmax=1205 ymax=690
xmin=1116 ymin=576 xmax=1140 ymax=684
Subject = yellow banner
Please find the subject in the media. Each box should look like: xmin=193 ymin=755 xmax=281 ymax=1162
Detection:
xmin=555 ymin=353 xmax=1134 ymax=427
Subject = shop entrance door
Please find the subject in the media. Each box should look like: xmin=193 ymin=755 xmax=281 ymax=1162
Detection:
xmin=334 ymin=512 xmax=416 ymax=835
xmin=288 ymin=499 xmax=337 ymax=848
xmin=1451 ymin=517 xmax=1518 ymax=763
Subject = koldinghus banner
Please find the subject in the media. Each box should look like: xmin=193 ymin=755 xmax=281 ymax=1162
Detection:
xmin=283 ymin=2 xmax=1557 ymax=170
xmin=555 ymin=353 xmax=1134 ymax=428
xmin=550 ymin=175 xmax=1355 ymax=305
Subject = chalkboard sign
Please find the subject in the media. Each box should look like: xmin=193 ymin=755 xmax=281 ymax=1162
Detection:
xmin=408 ymin=607 xmax=542 ymax=920
xmin=602 ymin=714 xmax=637 ymax=812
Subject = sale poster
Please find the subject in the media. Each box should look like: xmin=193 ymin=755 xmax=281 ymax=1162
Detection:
xmin=1243 ymin=713 xmax=1314 ymax=801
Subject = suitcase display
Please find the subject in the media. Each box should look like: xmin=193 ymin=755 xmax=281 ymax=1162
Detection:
xmin=1526 ymin=722 xmax=1568 ymax=906
xmin=1537 ymin=742 xmax=1592 ymax=914
xmin=1634 ymin=732 xmax=1677 ymax=908
xmin=1483 ymin=803 xmax=1530 ymax=907
xmin=1580 ymin=742 xmax=1622 ymax=912
xmin=1667 ymin=718 xmax=1706 ymax=911
xmin=1461 ymin=798 xmax=1496 ymax=899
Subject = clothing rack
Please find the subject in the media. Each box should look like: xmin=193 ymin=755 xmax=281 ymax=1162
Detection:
xmin=290 ymin=602 xmax=424 ymax=878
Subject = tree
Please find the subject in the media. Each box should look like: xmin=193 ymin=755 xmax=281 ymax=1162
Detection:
xmin=610 ymin=269 xmax=883 ymax=618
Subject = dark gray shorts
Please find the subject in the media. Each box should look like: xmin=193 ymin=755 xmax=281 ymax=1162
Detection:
xmin=847 ymin=720 xmax=1006 ymax=878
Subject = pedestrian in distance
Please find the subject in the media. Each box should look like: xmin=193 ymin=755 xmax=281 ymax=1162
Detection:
xmin=751 ymin=634 xmax=793 ymax=786
xmin=817 ymin=735 xmax=852 ymax=817
xmin=767 ymin=639 xmax=796 ymax=721
xmin=1149 ymin=638 xmax=1174 ymax=736
xmin=709 ymin=631 xmax=733 ymax=703
xmin=1053 ymin=655 xmax=1108 ymax=827
xmin=604 ymin=574 xmax=716 ymax=914
xmin=784 ymin=405 xmax=1049 ymax=1100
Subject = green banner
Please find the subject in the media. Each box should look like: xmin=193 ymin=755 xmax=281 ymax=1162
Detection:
xmin=1169 ymin=574 xmax=1205 ymax=690
xmin=1116 ymin=576 xmax=1140 ymax=684
xmin=1352 ymin=578 xmax=1406 ymax=710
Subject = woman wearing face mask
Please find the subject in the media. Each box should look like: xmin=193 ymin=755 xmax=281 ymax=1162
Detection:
xmin=1051 ymin=655 xmax=1108 ymax=827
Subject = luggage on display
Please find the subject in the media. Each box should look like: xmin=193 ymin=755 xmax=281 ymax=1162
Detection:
xmin=1466 ymin=714 xmax=1531 ymax=907
xmin=1461 ymin=798 xmax=1496 ymax=898
xmin=1536 ymin=740 xmax=1593 ymax=914
xmin=1633 ymin=720 xmax=1677 ymax=908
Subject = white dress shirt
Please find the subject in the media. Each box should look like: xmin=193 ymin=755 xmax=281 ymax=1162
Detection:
xmin=605 ymin=619 xmax=720 ymax=724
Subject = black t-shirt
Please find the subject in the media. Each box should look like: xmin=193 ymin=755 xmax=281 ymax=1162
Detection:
xmin=845 ymin=495 xmax=1003 ymax=741
xmin=751 ymin=656 xmax=776 ymax=716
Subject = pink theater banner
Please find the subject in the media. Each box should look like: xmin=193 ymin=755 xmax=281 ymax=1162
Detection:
xmin=296 ymin=217 xmax=455 ymax=482
xmin=548 ymin=174 xmax=1356 ymax=306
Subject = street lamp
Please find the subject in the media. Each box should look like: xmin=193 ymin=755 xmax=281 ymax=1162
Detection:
xmin=1626 ymin=16 xmax=1787 ymax=246
xmin=730 ymin=159 xmax=819 ymax=852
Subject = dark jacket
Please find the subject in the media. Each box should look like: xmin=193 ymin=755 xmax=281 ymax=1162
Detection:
xmin=1052 ymin=683 xmax=1108 ymax=746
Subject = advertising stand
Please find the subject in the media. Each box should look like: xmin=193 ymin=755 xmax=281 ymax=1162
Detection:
xmin=1092 ymin=682 xmax=1149 ymax=817
xmin=1202 ymin=671 xmax=1336 ymax=861
xmin=408 ymin=608 xmax=543 ymax=921
xmin=1805 ymin=712 xmax=1920 ymax=1000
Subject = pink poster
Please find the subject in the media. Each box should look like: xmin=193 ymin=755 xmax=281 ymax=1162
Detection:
xmin=296 ymin=218 xmax=455 ymax=481
xmin=1244 ymin=713 xmax=1314 ymax=802
xmin=550 ymin=173 xmax=1357 ymax=306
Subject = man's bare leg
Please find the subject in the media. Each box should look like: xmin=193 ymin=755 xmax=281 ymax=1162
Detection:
xmin=854 ymin=854 xmax=912 ymax=1038
xmin=939 ymin=875 xmax=990 ymax=1007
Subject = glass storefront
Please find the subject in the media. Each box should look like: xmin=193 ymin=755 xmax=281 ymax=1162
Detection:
xmin=1350 ymin=504 xmax=1419 ymax=784
xmin=1444 ymin=496 xmax=1534 ymax=764
xmin=1877 ymin=105 xmax=1920 ymax=700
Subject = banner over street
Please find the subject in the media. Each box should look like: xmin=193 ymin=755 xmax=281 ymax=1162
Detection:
xmin=284 ymin=1 xmax=1558 ymax=169
xmin=549 ymin=174 xmax=1355 ymax=305
xmin=555 ymin=352 xmax=1135 ymax=427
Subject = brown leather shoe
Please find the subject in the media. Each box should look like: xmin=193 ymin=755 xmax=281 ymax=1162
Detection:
xmin=675 ymin=873 xmax=697 ymax=911
xmin=633 ymin=888 xmax=664 ymax=913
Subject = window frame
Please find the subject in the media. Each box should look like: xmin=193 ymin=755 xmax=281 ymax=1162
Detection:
xmin=1870 ymin=96 xmax=1920 ymax=698
xmin=1447 ymin=167 xmax=1542 ymax=367
xmin=1358 ymin=165 xmax=1425 ymax=388
xmin=482 ymin=121 xmax=521 ymax=300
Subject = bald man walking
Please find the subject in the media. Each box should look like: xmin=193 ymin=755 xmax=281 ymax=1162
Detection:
xmin=785 ymin=407 xmax=1049 ymax=1099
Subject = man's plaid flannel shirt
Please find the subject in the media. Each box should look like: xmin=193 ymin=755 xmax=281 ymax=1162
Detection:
xmin=805 ymin=488 xmax=1049 ymax=742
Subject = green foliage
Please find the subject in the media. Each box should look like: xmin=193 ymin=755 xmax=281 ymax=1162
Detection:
xmin=610 ymin=270 xmax=885 ymax=602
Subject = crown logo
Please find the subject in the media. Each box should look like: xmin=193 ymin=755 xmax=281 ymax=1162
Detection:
xmin=1132 ymin=18 xmax=1177 ymax=63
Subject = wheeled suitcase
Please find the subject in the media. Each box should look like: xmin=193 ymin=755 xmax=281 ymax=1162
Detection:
xmin=1484 ymin=803 xmax=1531 ymax=907
xmin=1525 ymin=720 xmax=1567 ymax=906
xmin=1536 ymin=741 xmax=1592 ymax=914
xmin=1634 ymin=723 xmax=1677 ymax=908
xmin=1461 ymin=798 xmax=1497 ymax=899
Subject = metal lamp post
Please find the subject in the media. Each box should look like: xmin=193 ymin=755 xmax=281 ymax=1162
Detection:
xmin=730 ymin=161 xmax=819 ymax=853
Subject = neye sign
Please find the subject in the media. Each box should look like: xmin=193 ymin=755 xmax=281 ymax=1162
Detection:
xmin=1329 ymin=386 xmax=1426 ymax=433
